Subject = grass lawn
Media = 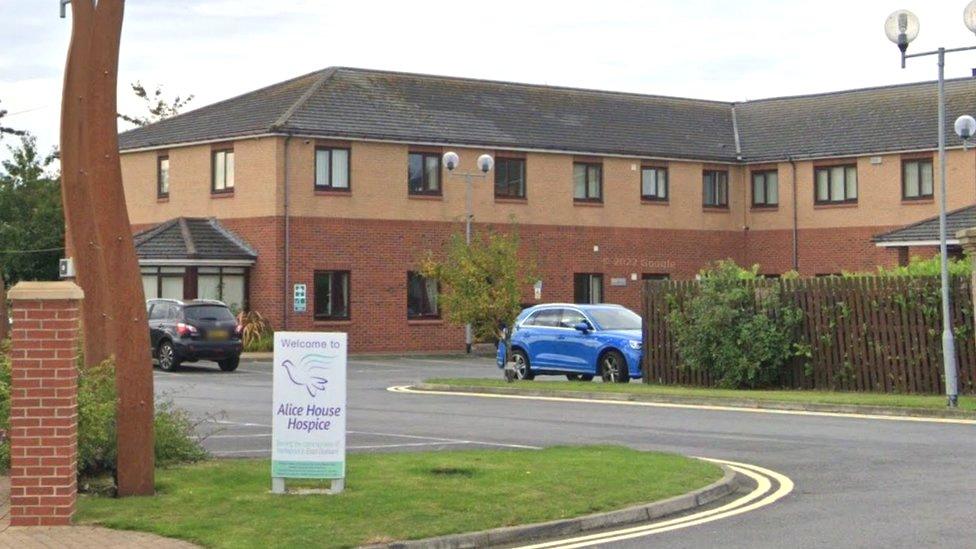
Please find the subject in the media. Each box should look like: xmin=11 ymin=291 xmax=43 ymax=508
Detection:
xmin=76 ymin=446 xmax=721 ymax=548
xmin=426 ymin=378 xmax=976 ymax=412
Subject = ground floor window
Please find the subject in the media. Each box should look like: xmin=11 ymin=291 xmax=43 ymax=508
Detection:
xmin=574 ymin=273 xmax=603 ymax=304
xmin=197 ymin=267 xmax=247 ymax=312
xmin=141 ymin=267 xmax=185 ymax=301
xmin=314 ymin=270 xmax=350 ymax=320
xmin=141 ymin=265 xmax=248 ymax=311
xmin=407 ymin=271 xmax=439 ymax=319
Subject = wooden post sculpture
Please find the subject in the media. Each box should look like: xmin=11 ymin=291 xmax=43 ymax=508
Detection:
xmin=60 ymin=0 xmax=154 ymax=496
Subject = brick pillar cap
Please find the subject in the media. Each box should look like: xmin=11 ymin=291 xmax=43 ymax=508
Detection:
xmin=8 ymin=281 xmax=84 ymax=301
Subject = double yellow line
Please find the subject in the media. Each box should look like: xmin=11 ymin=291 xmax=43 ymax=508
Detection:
xmin=514 ymin=458 xmax=793 ymax=549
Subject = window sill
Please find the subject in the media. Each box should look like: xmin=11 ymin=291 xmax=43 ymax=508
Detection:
xmin=313 ymin=318 xmax=352 ymax=324
xmin=157 ymin=196 xmax=170 ymax=203
xmin=315 ymin=189 xmax=352 ymax=197
xmin=495 ymin=197 xmax=528 ymax=204
xmin=211 ymin=191 xmax=235 ymax=199
xmin=901 ymin=198 xmax=934 ymax=205
xmin=702 ymin=206 xmax=730 ymax=213
xmin=814 ymin=202 xmax=858 ymax=210
xmin=640 ymin=198 xmax=669 ymax=205
xmin=407 ymin=318 xmax=443 ymax=325
xmin=408 ymin=194 xmax=443 ymax=201
xmin=750 ymin=205 xmax=779 ymax=212
xmin=573 ymin=200 xmax=604 ymax=207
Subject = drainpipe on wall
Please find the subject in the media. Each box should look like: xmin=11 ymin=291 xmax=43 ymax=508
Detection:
xmin=283 ymin=134 xmax=292 ymax=330
xmin=789 ymin=156 xmax=799 ymax=272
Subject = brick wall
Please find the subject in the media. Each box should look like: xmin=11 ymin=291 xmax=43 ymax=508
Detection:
xmin=7 ymin=282 xmax=83 ymax=526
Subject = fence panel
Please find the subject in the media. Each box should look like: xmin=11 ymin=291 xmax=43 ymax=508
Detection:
xmin=641 ymin=275 xmax=976 ymax=394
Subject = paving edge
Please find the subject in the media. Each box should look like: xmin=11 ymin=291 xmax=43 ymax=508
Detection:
xmin=362 ymin=465 xmax=736 ymax=549
xmin=414 ymin=383 xmax=976 ymax=420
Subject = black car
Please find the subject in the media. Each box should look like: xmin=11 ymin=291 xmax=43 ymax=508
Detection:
xmin=147 ymin=299 xmax=243 ymax=372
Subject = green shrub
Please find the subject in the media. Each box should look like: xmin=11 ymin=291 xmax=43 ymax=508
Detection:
xmin=850 ymin=253 xmax=971 ymax=278
xmin=667 ymin=260 xmax=806 ymax=389
xmin=243 ymin=331 xmax=274 ymax=353
xmin=0 ymin=345 xmax=206 ymax=476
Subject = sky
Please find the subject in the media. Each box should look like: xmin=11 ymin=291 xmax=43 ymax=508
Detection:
xmin=4 ymin=0 xmax=976 ymax=161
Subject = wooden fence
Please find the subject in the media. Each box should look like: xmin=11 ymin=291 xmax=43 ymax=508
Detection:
xmin=642 ymin=276 xmax=976 ymax=394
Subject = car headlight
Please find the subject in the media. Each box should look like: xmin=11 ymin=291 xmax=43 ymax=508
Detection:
xmin=628 ymin=340 xmax=642 ymax=350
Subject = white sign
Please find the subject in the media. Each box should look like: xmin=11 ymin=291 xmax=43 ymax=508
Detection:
xmin=272 ymin=332 xmax=346 ymax=480
xmin=533 ymin=280 xmax=543 ymax=300
xmin=293 ymin=284 xmax=307 ymax=313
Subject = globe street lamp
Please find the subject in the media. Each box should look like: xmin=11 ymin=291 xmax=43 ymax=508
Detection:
xmin=444 ymin=151 xmax=494 ymax=353
xmin=885 ymin=4 xmax=976 ymax=407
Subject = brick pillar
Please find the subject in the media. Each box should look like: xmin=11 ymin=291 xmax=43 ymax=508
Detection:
xmin=7 ymin=281 xmax=84 ymax=526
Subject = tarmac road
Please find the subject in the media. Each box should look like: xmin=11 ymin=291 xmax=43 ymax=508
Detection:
xmin=155 ymin=355 xmax=976 ymax=548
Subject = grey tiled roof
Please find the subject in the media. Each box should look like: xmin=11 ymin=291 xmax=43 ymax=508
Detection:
xmin=872 ymin=205 xmax=976 ymax=244
xmin=117 ymin=67 xmax=976 ymax=163
xmin=134 ymin=218 xmax=258 ymax=261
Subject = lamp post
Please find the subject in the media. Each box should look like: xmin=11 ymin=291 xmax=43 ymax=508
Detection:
xmin=885 ymin=3 xmax=976 ymax=407
xmin=443 ymin=151 xmax=495 ymax=353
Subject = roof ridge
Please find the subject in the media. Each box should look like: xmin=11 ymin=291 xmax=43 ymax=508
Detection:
xmin=207 ymin=218 xmax=258 ymax=258
xmin=132 ymin=217 xmax=180 ymax=246
xmin=330 ymin=66 xmax=734 ymax=107
xmin=738 ymin=76 xmax=975 ymax=105
xmin=271 ymin=67 xmax=338 ymax=131
xmin=178 ymin=217 xmax=197 ymax=258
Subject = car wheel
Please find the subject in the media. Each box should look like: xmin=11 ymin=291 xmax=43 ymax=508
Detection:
xmin=600 ymin=350 xmax=629 ymax=383
xmin=218 ymin=357 xmax=240 ymax=372
xmin=511 ymin=349 xmax=534 ymax=380
xmin=157 ymin=341 xmax=181 ymax=372
xmin=566 ymin=374 xmax=594 ymax=382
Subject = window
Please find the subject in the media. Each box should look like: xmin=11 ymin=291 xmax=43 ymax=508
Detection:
xmin=559 ymin=308 xmax=588 ymax=329
xmin=641 ymin=166 xmax=668 ymax=201
xmin=314 ymin=271 xmax=350 ymax=320
xmin=752 ymin=170 xmax=779 ymax=207
xmin=315 ymin=147 xmax=350 ymax=191
xmin=703 ymin=170 xmax=729 ymax=207
xmin=525 ymin=308 xmax=560 ymax=327
xmin=641 ymin=273 xmax=671 ymax=281
xmin=573 ymin=273 xmax=603 ymax=304
xmin=573 ymin=162 xmax=603 ymax=201
xmin=407 ymin=271 xmax=439 ymax=318
xmin=408 ymin=152 xmax=441 ymax=195
xmin=197 ymin=267 xmax=247 ymax=312
xmin=902 ymin=158 xmax=934 ymax=200
xmin=157 ymin=155 xmax=170 ymax=198
xmin=212 ymin=149 xmax=235 ymax=193
xmin=141 ymin=266 xmax=185 ymax=300
xmin=494 ymin=157 xmax=526 ymax=199
xmin=814 ymin=164 xmax=857 ymax=204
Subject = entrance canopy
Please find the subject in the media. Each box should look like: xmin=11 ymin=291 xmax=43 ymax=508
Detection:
xmin=133 ymin=217 xmax=258 ymax=311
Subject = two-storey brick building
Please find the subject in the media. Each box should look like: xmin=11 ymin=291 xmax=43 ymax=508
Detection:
xmin=118 ymin=67 xmax=976 ymax=352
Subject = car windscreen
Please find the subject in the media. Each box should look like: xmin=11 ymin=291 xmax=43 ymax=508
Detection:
xmin=184 ymin=305 xmax=235 ymax=322
xmin=587 ymin=308 xmax=642 ymax=331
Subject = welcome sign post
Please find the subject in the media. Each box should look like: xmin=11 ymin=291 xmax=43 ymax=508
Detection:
xmin=271 ymin=332 xmax=347 ymax=494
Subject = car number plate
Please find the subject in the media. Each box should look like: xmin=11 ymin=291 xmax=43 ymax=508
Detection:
xmin=208 ymin=330 xmax=229 ymax=341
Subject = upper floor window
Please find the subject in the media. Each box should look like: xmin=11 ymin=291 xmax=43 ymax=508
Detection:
xmin=494 ymin=157 xmax=526 ymax=199
xmin=157 ymin=155 xmax=170 ymax=198
xmin=641 ymin=166 xmax=668 ymax=201
xmin=902 ymin=158 xmax=934 ymax=200
xmin=573 ymin=273 xmax=603 ymax=304
xmin=408 ymin=152 xmax=441 ymax=195
xmin=314 ymin=270 xmax=350 ymax=320
xmin=752 ymin=170 xmax=779 ymax=207
xmin=815 ymin=164 xmax=857 ymax=204
xmin=407 ymin=271 xmax=439 ymax=319
xmin=573 ymin=162 xmax=602 ymax=202
xmin=702 ymin=170 xmax=729 ymax=208
xmin=212 ymin=149 xmax=235 ymax=193
xmin=315 ymin=147 xmax=350 ymax=191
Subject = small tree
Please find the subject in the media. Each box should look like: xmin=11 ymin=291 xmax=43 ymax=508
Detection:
xmin=421 ymin=226 xmax=536 ymax=356
xmin=117 ymin=81 xmax=194 ymax=127
xmin=0 ymin=99 xmax=25 ymax=141
xmin=667 ymin=260 xmax=805 ymax=389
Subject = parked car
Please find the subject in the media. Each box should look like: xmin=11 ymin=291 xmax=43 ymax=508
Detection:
xmin=146 ymin=299 xmax=243 ymax=372
xmin=496 ymin=303 xmax=643 ymax=382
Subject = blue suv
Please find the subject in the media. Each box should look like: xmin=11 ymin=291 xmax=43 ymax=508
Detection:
xmin=497 ymin=303 xmax=643 ymax=383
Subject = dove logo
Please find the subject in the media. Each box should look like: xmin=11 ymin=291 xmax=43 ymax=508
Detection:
xmin=280 ymin=353 xmax=338 ymax=398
